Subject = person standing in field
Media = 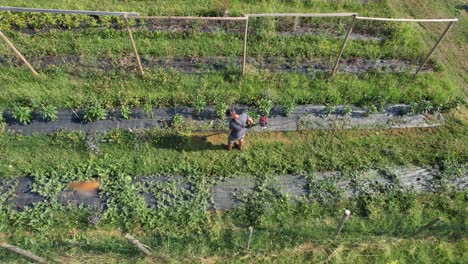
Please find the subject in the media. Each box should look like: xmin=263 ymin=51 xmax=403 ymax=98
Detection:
xmin=225 ymin=108 xmax=254 ymax=151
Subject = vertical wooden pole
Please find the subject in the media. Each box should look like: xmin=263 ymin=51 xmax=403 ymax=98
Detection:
xmin=414 ymin=21 xmax=455 ymax=77
xmin=331 ymin=15 xmax=356 ymax=78
xmin=242 ymin=16 xmax=249 ymax=76
xmin=124 ymin=15 xmax=145 ymax=77
xmin=0 ymin=30 xmax=39 ymax=77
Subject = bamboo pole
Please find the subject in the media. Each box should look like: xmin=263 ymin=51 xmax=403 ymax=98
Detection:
xmin=356 ymin=16 xmax=458 ymax=23
xmin=0 ymin=30 xmax=39 ymax=77
xmin=136 ymin=16 xmax=247 ymax=21
xmin=414 ymin=21 xmax=455 ymax=76
xmin=125 ymin=234 xmax=152 ymax=256
xmin=242 ymin=16 xmax=249 ymax=76
xmin=0 ymin=242 xmax=47 ymax=263
xmin=123 ymin=15 xmax=145 ymax=77
xmin=331 ymin=15 xmax=356 ymax=77
xmin=246 ymin=13 xmax=357 ymax=18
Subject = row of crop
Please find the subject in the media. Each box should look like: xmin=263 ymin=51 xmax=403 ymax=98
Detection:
xmin=0 ymin=97 xmax=464 ymax=127
xmin=1 ymin=24 xmax=422 ymax=60
xmin=0 ymin=157 xmax=465 ymax=234
xmin=0 ymin=11 xmax=396 ymax=35
xmin=0 ymin=68 xmax=462 ymax=113
xmin=1 ymin=111 xmax=466 ymax=178
xmin=0 ymin=13 xmax=137 ymax=30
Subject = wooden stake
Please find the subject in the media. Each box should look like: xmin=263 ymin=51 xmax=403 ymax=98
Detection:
xmin=0 ymin=242 xmax=47 ymax=263
xmin=331 ymin=15 xmax=356 ymax=78
xmin=246 ymin=226 xmax=253 ymax=250
xmin=335 ymin=209 xmax=351 ymax=237
xmin=242 ymin=16 xmax=249 ymax=76
xmin=0 ymin=30 xmax=39 ymax=77
xmin=125 ymin=234 xmax=152 ymax=256
xmin=414 ymin=21 xmax=455 ymax=76
xmin=123 ymin=15 xmax=145 ymax=78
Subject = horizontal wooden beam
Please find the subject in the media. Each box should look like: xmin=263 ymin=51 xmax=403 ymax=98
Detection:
xmin=356 ymin=16 xmax=458 ymax=23
xmin=245 ymin=13 xmax=357 ymax=18
xmin=0 ymin=6 xmax=139 ymax=16
xmin=135 ymin=16 xmax=247 ymax=21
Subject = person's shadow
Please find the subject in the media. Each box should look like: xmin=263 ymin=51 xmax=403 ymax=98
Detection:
xmin=152 ymin=133 xmax=225 ymax=151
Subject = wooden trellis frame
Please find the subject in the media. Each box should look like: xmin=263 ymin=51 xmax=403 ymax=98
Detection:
xmin=354 ymin=16 xmax=458 ymax=77
xmin=0 ymin=6 xmax=140 ymax=77
xmin=128 ymin=15 xmax=249 ymax=75
xmin=0 ymin=6 xmax=458 ymax=78
xmin=244 ymin=13 xmax=358 ymax=77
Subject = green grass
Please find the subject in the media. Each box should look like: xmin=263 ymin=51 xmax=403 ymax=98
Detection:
xmin=0 ymin=0 xmax=462 ymax=110
xmin=0 ymin=0 xmax=392 ymax=16
xmin=0 ymin=113 xmax=466 ymax=178
xmin=0 ymin=28 xmax=422 ymax=59
xmin=0 ymin=191 xmax=466 ymax=263
xmin=0 ymin=67 xmax=460 ymax=109
xmin=0 ymin=1 xmax=466 ymax=263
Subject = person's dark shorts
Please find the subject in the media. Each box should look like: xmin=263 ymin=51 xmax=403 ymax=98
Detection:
xmin=228 ymin=134 xmax=245 ymax=144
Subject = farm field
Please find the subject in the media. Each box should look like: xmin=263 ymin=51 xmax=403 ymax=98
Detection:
xmin=0 ymin=0 xmax=465 ymax=111
xmin=0 ymin=0 xmax=467 ymax=263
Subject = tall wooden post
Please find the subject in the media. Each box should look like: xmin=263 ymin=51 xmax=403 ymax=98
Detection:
xmin=331 ymin=15 xmax=356 ymax=78
xmin=123 ymin=15 xmax=145 ymax=77
xmin=414 ymin=21 xmax=455 ymax=76
xmin=0 ymin=30 xmax=39 ymax=77
xmin=242 ymin=16 xmax=249 ymax=76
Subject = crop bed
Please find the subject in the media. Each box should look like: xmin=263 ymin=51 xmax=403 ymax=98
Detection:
xmin=1 ymin=166 xmax=466 ymax=211
xmin=0 ymin=5 xmax=461 ymax=111
xmin=1 ymin=55 xmax=434 ymax=74
xmin=0 ymin=1 xmax=466 ymax=262
xmin=2 ymin=104 xmax=444 ymax=134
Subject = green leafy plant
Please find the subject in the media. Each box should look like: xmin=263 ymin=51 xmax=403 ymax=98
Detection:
xmin=192 ymin=96 xmax=206 ymax=117
xmin=282 ymin=99 xmax=296 ymax=117
xmin=247 ymin=109 xmax=260 ymax=121
xmin=40 ymin=105 xmax=58 ymax=122
xmin=258 ymin=98 xmax=273 ymax=117
xmin=83 ymin=104 xmax=106 ymax=123
xmin=324 ymin=105 xmax=334 ymax=117
xmin=215 ymin=102 xmax=228 ymax=120
xmin=120 ymin=105 xmax=132 ymax=120
xmin=12 ymin=105 xmax=32 ymax=125
xmin=342 ymin=105 xmax=352 ymax=116
xmin=171 ymin=113 xmax=184 ymax=130
xmin=367 ymin=105 xmax=378 ymax=115
xmin=143 ymin=102 xmax=154 ymax=118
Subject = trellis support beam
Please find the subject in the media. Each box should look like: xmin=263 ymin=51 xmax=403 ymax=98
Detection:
xmin=414 ymin=21 xmax=455 ymax=76
xmin=123 ymin=15 xmax=145 ymax=77
xmin=0 ymin=30 xmax=39 ymax=77
xmin=331 ymin=15 xmax=356 ymax=77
